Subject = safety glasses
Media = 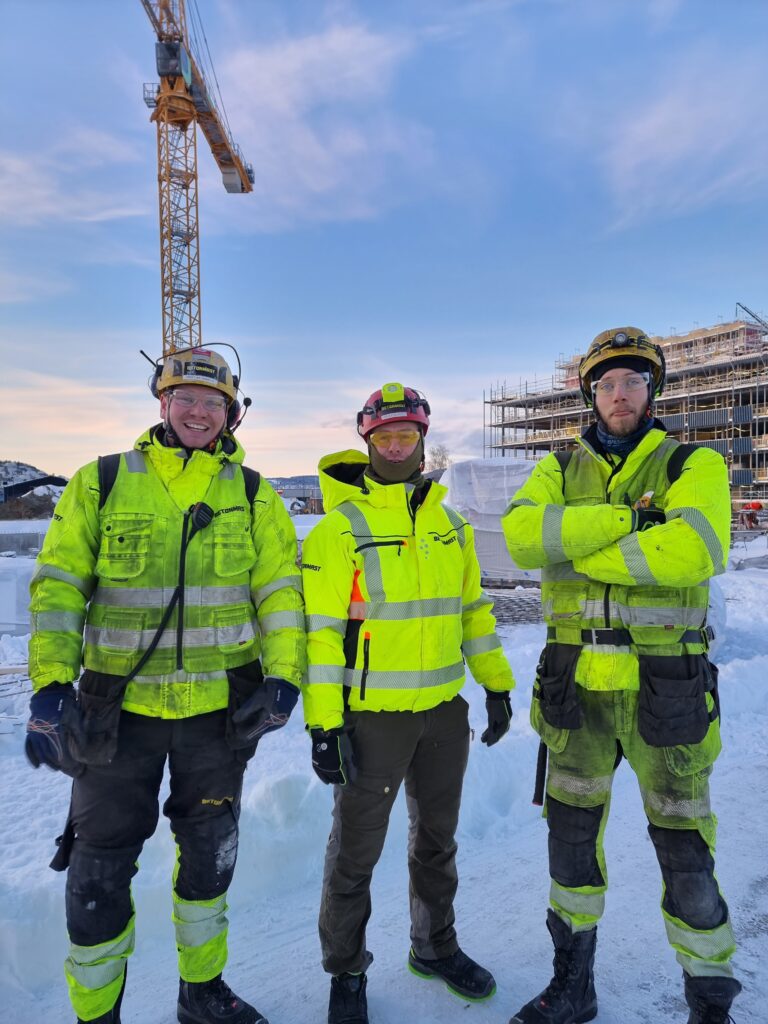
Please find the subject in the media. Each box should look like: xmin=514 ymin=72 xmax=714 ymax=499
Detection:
xmin=591 ymin=372 xmax=650 ymax=397
xmin=171 ymin=390 xmax=228 ymax=412
xmin=369 ymin=428 xmax=421 ymax=450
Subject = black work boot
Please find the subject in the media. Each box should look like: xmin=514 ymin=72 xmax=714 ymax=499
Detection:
xmin=509 ymin=910 xmax=597 ymax=1023
xmin=328 ymin=972 xmax=368 ymax=1024
xmin=77 ymin=965 xmax=126 ymax=1023
xmin=408 ymin=946 xmax=496 ymax=1000
xmin=177 ymin=974 xmax=267 ymax=1024
xmin=684 ymin=973 xmax=742 ymax=1024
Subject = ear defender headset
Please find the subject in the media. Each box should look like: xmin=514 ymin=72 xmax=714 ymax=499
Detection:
xmin=141 ymin=344 xmax=252 ymax=432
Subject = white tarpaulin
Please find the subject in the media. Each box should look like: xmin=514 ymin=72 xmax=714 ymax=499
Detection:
xmin=441 ymin=457 xmax=539 ymax=582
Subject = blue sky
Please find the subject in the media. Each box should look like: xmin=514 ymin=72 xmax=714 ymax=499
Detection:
xmin=1 ymin=0 xmax=766 ymax=476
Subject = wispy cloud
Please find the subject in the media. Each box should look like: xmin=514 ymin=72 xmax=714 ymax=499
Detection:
xmin=554 ymin=41 xmax=768 ymax=228
xmin=204 ymin=23 xmax=435 ymax=231
xmin=0 ymin=267 xmax=71 ymax=305
xmin=0 ymin=134 xmax=150 ymax=228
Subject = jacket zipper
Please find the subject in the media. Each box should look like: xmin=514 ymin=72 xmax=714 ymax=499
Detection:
xmin=176 ymin=509 xmax=191 ymax=670
xmin=355 ymin=540 xmax=406 ymax=553
xmin=360 ymin=632 xmax=371 ymax=701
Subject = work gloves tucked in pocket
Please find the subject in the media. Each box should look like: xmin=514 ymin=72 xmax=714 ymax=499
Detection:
xmin=480 ymin=688 xmax=513 ymax=747
xmin=310 ymin=728 xmax=357 ymax=786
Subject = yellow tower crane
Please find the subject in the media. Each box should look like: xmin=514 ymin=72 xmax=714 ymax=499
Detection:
xmin=140 ymin=0 xmax=253 ymax=356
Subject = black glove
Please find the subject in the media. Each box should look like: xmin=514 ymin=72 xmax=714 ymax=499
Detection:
xmin=310 ymin=728 xmax=357 ymax=786
xmin=25 ymin=682 xmax=77 ymax=771
xmin=480 ymin=689 xmax=512 ymax=747
xmin=632 ymin=507 xmax=665 ymax=532
xmin=231 ymin=677 xmax=300 ymax=742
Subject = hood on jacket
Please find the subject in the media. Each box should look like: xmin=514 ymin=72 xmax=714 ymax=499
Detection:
xmin=318 ymin=449 xmax=447 ymax=515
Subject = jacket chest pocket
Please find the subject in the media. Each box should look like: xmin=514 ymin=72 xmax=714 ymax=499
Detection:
xmin=96 ymin=515 xmax=153 ymax=581
xmin=214 ymin=513 xmax=257 ymax=577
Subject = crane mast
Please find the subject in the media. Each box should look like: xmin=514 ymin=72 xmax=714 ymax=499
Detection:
xmin=140 ymin=0 xmax=253 ymax=356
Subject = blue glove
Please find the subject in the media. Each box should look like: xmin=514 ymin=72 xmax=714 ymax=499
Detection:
xmin=480 ymin=688 xmax=513 ymax=747
xmin=310 ymin=728 xmax=357 ymax=786
xmin=25 ymin=682 xmax=78 ymax=771
xmin=231 ymin=677 xmax=300 ymax=742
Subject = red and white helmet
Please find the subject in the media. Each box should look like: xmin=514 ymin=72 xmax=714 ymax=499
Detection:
xmin=357 ymin=382 xmax=431 ymax=439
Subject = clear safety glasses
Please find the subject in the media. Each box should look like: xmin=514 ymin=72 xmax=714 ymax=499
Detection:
xmin=591 ymin=372 xmax=650 ymax=397
xmin=170 ymin=390 xmax=228 ymax=413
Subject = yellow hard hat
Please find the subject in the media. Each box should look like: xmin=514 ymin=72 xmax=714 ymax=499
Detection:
xmin=155 ymin=347 xmax=237 ymax=402
xmin=578 ymin=327 xmax=666 ymax=406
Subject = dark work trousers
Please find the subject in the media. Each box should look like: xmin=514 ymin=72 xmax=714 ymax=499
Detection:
xmin=66 ymin=709 xmax=247 ymax=950
xmin=319 ymin=695 xmax=470 ymax=976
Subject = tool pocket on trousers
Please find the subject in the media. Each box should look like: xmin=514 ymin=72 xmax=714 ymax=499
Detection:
xmin=225 ymin=658 xmax=264 ymax=762
xmin=638 ymin=653 xmax=716 ymax=750
xmin=65 ymin=670 xmax=129 ymax=766
xmin=535 ymin=642 xmax=583 ymax=730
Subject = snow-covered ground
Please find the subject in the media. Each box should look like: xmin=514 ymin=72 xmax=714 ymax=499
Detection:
xmin=0 ymin=569 xmax=766 ymax=1023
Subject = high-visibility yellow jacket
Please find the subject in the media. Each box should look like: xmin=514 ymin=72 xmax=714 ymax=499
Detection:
xmin=502 ymin=426 xmax=731 ymax=691
xmin=302 ymin=450 xmax=515 ymax=731
xmin=28 ymin=427 xmax=305 ymax=717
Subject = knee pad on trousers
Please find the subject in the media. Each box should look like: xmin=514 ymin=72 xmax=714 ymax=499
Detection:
xmin=66 ymin=840 xmax=143 ymax=946
xmin=648 ymin=824 xmax=728 ymax=930
xmin=547 ymin=797 xmax=605 ymax=889
xmin=173 ymin=810 xmax=239 ymax=902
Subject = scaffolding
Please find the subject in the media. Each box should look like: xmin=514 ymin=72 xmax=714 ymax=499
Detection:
xmin=485 ymin=314 xmax=768 ymax=503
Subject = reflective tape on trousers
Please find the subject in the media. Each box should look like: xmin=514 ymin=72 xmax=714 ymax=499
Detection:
xmin=65 ymin=924 xmax=135 ymax=989
xmin=549 ymin=881 xmax=605 ymax=919
xmin=173 ymin=893 xmax=228 ymax=948
xmin=664 ymin=914 xmax=736 ymax=965
xmin=642 ymin=787 xmax=711 ymax=822
xmin=548 ymin=767 xmax=613 ymax=799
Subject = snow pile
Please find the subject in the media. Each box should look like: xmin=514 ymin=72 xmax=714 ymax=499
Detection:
xmin=0 ymin=573 xmax=765 ymax=1022
xmin=729 ymin=531 xmax=768 ymax=571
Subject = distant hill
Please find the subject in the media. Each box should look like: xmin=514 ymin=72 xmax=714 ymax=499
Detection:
xmin=0 ymin=460 xmax=67 ymax=520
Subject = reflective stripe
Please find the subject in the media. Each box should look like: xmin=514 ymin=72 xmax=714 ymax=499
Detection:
xmin=131 ymin=668 xmax=227 ymax=686
xmin=668 ymin=507 xmax=725 ymax=573
xmin=93 ymin=583 xmax=252 ymax=608
xmin=124 ymin=450 xmax=146 ymax=473
xmin=506 ymin=497 xmax=536 ymax=511
xmin=259 ymin=609 xmax=305 ymax=633
xmin=542 ymin=505 xmax=566 ymax=563
xmin=253 ymin=575 xmax=303 ymax=606
xmin=463 ymin=634 xmax=502 ymax=656
xmin=30 ymin=610 xmax=85 ymax=633
xmin=550 ymin=881 xmax=605 ymax=919
xmin=336 ymin=502 xmax=385 ymax=600
xmin=541 ymin=563 xmax=589 ymax=582
xmin=307 ymin=664 xmax=345 ymax=685
xmin=66 ymin=924 xmax=134 ymax=989
xmin=173 ymin=893 xmax=228 ymax=948
xmin=32 ymin=563 xmax=93 ymax=598
xmin=464 ymin=594 xmax=493 ymax=614
xmin=219 ymin=462 xmax=236 ymax=480
xmin=642 ymin=786 xmax=711 ymax=821
xmin=664 ymin=914 xmax=736 ymax=968
xmin=343 ymin=662 xmax=464 ymax=690
xmin=306 ymin=614 xmax=347 ymax=635
xmin=617 ymin=532 xmax=657 ymax=585
xmin=84 ymin=621 xmax=256 ymax=650
xmin=548 ymin=768 xmax=613 ymax=799
xmin=547 ymin=600 xmax=707 ymax=630
xmin=346 ymin=597 xmax=462 ymax=621
xmin=443 ymin=505 xmax=467 ymax=549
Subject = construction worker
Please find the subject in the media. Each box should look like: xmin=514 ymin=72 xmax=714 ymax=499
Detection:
xmin=302 ymin=382 xmax=516 ymax=1024
xmin=25 ymin=347 xmax=305 ymax=1024
xmin=502 ymin=329 xmax=740 ymax=1024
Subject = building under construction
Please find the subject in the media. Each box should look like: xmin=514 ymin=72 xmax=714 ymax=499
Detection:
xmin=484 ymin=306 xmax=768 ymax=504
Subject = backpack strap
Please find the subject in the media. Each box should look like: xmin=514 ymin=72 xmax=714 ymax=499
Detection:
xmin=666 ymin=443 xmax=699 ymax=486
xmin=97 ymin=453 xmax=122 ymax=511
xmin=241 ymin=466 xmax=261 ymax=508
